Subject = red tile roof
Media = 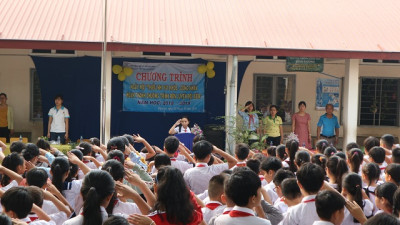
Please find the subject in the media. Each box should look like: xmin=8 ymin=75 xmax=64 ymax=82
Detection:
xmin=1 ymin=0 xmax=400 ymax=58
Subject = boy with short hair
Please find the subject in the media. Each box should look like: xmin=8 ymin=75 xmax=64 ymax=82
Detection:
xmin=313 ymin=190 xmax=346 ymax=225
xmin=202 ymin=174 xmax=229 ymax=224
xmin=233 ymin=143 xmax=250 ymax=168
xmin=260 ymin=157 xmax=282 ymax=203
xmin=380 ymin=134 xmax=395 ymax=150
xmin=280 ymin=178 xmax=303 ymax=208
xmin=281 ymin=163 xmax=325 ymax=225
xmin=247 ymin=159 xmax=267 ymax=186
xmin=184 ymin=140 xmax=237 ymax=194
xmin=163 ymin=136 xmax=194 ymax=174
xmin=47 ymin=94 xmax=69 ymax=144
xmin=272 ymin=169 xmax=295 ymax=213
xmin=214 ymin=170 xmax=271 ymax=225
xmin=368 ymin=146 xmax=387 ymax=181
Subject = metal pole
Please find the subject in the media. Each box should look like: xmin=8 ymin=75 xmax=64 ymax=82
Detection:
xmin=100 ymin=0 xmax=107 ymax=144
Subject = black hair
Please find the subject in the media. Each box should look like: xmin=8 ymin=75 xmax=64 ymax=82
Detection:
xmin=343 ymin=173 xmax=364 ymax=221
xmin=103 ymin=216 xmax=130 ymax=225
xmin=102 ymin=159 xmax=125 ymax=181
xmin=385 ymin=163 xmax=400 ymax=186
xmin=363 ymin=136 xmax=380 ymax=153
xmin=90 ymin=137 xmax=101 ymax=147
xmin=316 ymin=139 xmax=329 ymax=154
xmin=294 ymin=150 xmax=310 ymax=168
xmin=381 ymin=134 xmax=395 ymax=150
xmin=361 ymin=163 xmax=381 ymax=198
xmin=369 ymin=146 xmax=386 ymax=164
xmin=208 ymin=174 xmax=229 ymax=199
xmin=235 ymin=143 xmax=250 ymax=160
xmin=164 ymin=136 xmax=180 ymax=154
xmin=54 ymin=94 xmax=64 ymax=101
xmin=1 ymin=187 xmax=33 ymax=219
xmin=81 ymin=170 xmax=115 ymax=225
xmin=192 ymin=140 xmax=213 ymax=160
xmin=315 ymin=190 xmax=345 ymax=221
xmin=107 ymin=137 xmax=126 ymax=152
xmin=0 ymin=93 xmax=7 ymax=98
xmin=298 ymin=101 xmax=306 ymax=107
xmin=50 ymin=157 xmax=70 ymax=193
xmin=312 ymin=153 xmax=327 ymax=173
xmin=225 ymin=170 xmax=261 ymax=207
xmin=345 ymin=142 xmax=360 ymax=152
xmin=276 ymin=144 xmax=287 ymax=161
xmin=334 ymin=151 xmax=346 ymax=160
xmin=26 ymin=186 xmax=44 ymax=208
xmin=252 ymin=153 xmax=266 ymax=162
xmin=9 ymin=141 xmax=26 ymax=154
xmin=122 ymin=134 xmax=135 ymax=146
xmin=267 ymin=146 xmax=276 ymax=157
xmin=326 ymin=156 xmax=348 ymax=192
xmin=36 ymin=138 xmax=51 ymax=150
xmin=232 ymin=166 xmax=251 ymax=174
xmin=286 ymin=139 xmax=299 ymax=173
xmin=246 ymin=159 xmax=261 ymax=174
xmin=154 ymin=154 xmax=172 ymax=170
xmin=260 ymin=157 xmax=282 ymax=173
xmin=79 ymin=142 xmax=93 ymax=156
xmin=22 ymin=143 xmax=40 ymax=162
xmin=269 ymin=104 xmax=278 ymax=111
xmin=120 ymin=136 xmax=130 ymax=148
xmin=208 ymin=154 xmax=215 ymax=166
xmin=297 ymin=163 xmax=325 ymax=194
xmin=70 ymin=149 xmax=84 ymax=160
xmin=244 ymin=101 xmax=255 ymax=112
xmin=375 ymin=182 xmax=397 ymax=212
xmin=393 ymin=188 xmax=400 ymax=217
xmin=348 ymin=148 xmax=363 ymax=174
xmin=272 ymin=169 xmax=295 ymax=187
xmin=324 ymin=146 xmax=337 ymax=158
xmin=154 ymin=166 xmax=194 ymax=224
xmin=0 ymin=214 xmax=12 ymax=225
xmin=281 ymin=178 xmax=301 ymax=200
xmin=392 ymin=148 xmax=400 ymax=164
xmin=193 ymin=135 xmax=206 ymax=144
xmin=26 ymin=167 xmax=48 ymax=188
xmin=1 ymin=152 xmax=24 ymax=186
xmin=107 ymin=150 xmax=125 ymax=165
xmin=364 ymin=213 xmax=400 ymax=225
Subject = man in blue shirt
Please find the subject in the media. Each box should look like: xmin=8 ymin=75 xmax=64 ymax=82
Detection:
xmin=317 ymin=104 xmax=340 ymax=146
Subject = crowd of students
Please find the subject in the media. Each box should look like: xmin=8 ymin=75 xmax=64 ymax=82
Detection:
xmin=0 ymin=132 xmax=399 ymax=225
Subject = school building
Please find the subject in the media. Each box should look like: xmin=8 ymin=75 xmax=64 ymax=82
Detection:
xmin=0 ymin=0 xmax=399 ymax=151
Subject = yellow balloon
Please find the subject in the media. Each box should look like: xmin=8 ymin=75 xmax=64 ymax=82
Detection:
xmin=112 ymin=65 xmax=123 ymax=74
xmin=206 ymin=69 xmax=215 ymax=78
xmin=123 ymin=67 xmax=133 ymax=76
xmin=197 ymin=65 xmax=207 ymax=74
xmin=206 ymin=61 xmax=215 ymax=70
xmin=118 ymin=72 xmax=126 ymax=81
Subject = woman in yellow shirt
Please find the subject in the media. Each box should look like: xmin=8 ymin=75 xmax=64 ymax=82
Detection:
xmin=263 ymin=105 xmax=283 ymax=146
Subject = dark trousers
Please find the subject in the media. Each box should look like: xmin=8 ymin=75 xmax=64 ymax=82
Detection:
xmin=267 ymin=136 xmax=281 ymax=146
xmin=50 ymin=132 xmax=66 ymax=144
xmin=0 ymin=127 xmax=10 ymax=143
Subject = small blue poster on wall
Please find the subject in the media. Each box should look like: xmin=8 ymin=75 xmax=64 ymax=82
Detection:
xmin=316 ymin=78 xmax=340 ymax=110
xmin=122 ymin=62 xmax=205 ymax=113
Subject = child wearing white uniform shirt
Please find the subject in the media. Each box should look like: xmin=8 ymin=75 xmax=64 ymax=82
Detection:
xmin=202 ymin=174 xmax=229 ymax=224
xmin=184 ymin=141 xmax=237 ymax=194
xmin=261 ymin=157 xmax=282 ymax=204
xmin=312 ymin=190 xmax=346 ymax=225
xmin=47 ymin=94 xmax=69 ymax=144
xmin=162 ymin=136 xmax=194 ymax=174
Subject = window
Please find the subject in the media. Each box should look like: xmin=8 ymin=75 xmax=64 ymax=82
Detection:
xmin=30 ymin=69 xmax=42 ymax=120
xmin=359 ymin=78 xmax=399 ymax=126
xmin=254 ymin=74 xmax=295 ymax=124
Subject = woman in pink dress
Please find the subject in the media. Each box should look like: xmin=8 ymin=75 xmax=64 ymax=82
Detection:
xmin=292 ymin=101 xmax=312 ymax=149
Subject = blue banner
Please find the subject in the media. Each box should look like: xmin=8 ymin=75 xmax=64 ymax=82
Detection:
xmin=123 ymin=62 xmax=205 ymax=112
xmin=316 ymin=78 xmax=340 ymax=110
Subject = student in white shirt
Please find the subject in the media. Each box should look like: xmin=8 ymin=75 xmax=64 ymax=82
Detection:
xmin=169 ymin=116 xmax=192 ymax=135
xmin=361 ymin=163 xmax=380 ymax=214
xmin=364 ymin=213 xmax=400 ymax=225
xmin=368 ymin=147 xmax=387 ymax=181
xmin=280 ymin=163 xmax=325 ymax=225
xmin=184 ymin=140 xmax=237 ymax=194
xmin=47 ymin=94 xmax=69 ymax=144
xmin=271 ymin=169 xmax=295 ymax=214
xmin=374 ymin=182 xmax=397 ymax=215
xmin=313 ymin=190 xmax=346 ymax=225
xmin=232 ymin=143 xmax=250 ymax=169
xmin=162 ymin=136 xmax=194 ymax=174
xmin=246 ymin=159 xmax=268 ymax=186
xmin=280 ymin=178 xmax=303 ymax=214
xmin=202 ymin=174 xmax=229 ymax=224
xmin=214 ymin=170 xmax=271 ymax=225
xmin=260 ymin=157 xmax=282 ymax=203
xmin=63 ymin=170 xmax=115 ymax=225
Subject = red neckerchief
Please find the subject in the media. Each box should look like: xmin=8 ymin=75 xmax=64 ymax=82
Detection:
xmin=196 ymin=164 xmax=206 ymax=167
xmin=248 ymin=114 xmax=254 ymax=127
xmin=259 ymin=175 xmax=265 ymax=181
xmin=229 ymin=210 xmax=253 ymax=217
xmin=303 ymin=198 xmax=315 ymax=203
xmin=205 ymin=202 xmax=222 ymax=210
xmin=83 ymin=160 xmax=90 ymax=163
xmin=29 ymin=216 xmax=38 ymax=222
xmin=170 ymin=158 xmax=177 ymax=161
xmin=237 ymin=162 xmax=246 ymax=167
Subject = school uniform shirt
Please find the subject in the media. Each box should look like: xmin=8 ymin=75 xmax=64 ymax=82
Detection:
xmin=230 ymin=161 xmax=247 ymax=170
xmin=363 ymin=185 xmax=378 ymax=214
xmin=49 ymin=211 xmax=69 ymax=225
xmin=197 ymin=189 xmax=209 ymax=201
xmin=184 ymin=162 xmax=229 ymax=194
xmin=259 ymin=175 xmax=268 ymax=187
xmin=280 ymin=195 xmax=319 ymax=225
xmin=62 ymin=180 xmax=83 ymax=213
xmin=214 ymin=206 xmax=271 ymax=225
xmin=0 ymin=179 xmax=18 ymax=191
xmin=95 ymin=153 xmax=105 ymax=163
xmin=170 ymin=158 xmax=194 ymax=174
xmin=312 ymin=221 xmax=334 ymax=225
xmin=264 ymin=181 xmax=279 ymax=204
xmin=274 ymin=197 xmax=288 ymax=214
xmin=43 ymin=200 xmax=60 ymax=215
xmin=379 ymin=162 xmax=387 ymax=181
xmin=112 ymin=199 xmax=141 ymax=215
xmin=202 ymin=201 xmax=226 ymax=224
xmin=174 ymin=126 xmax=192 ymax=133
xmin=48 ymin=106 xmax=70 ymax=133
xmin=342 ymin=199 xmax=373 ymax=225
xmin=62 ymin=206 xmax=108 ymax=225
xmin=21 ymin=215 xmax=57 ymax=225
xmin=208 ymin=207 xmax=234 ymax=225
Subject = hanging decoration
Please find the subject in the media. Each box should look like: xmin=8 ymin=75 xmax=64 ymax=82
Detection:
xmin=112 ymin=64 xmax=134 ymax=81
xmin=197 ymin=61 xmax=216 ymax=78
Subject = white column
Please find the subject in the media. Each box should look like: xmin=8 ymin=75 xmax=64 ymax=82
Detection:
xmin=342 ymin=59 xmax=359 ymax=149
xmin=100 ymin=51 xmax=112 ymax=144
xmin=225 ymin=55 xmax=238 ymax=155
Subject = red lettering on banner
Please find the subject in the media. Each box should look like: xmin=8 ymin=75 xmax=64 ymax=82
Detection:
xmin=169 ymin=73 xmax=193 ymax=82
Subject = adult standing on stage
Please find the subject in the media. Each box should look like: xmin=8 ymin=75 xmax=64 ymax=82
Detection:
xmin=0 ymin=93 xmax=13 ymax=142
xmin=317 ymin=104 xmax=340 ymax=147
xmin=238 ymin=101 xmax=259 ymax=132
xmin=263 ymin=104 xmax=283 ymax=146
xmin=292 ymin=101 xmax=312 ymax=149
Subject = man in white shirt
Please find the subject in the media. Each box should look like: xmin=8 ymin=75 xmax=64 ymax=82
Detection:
xmin=184 ymin=140 xmax=237 ymax=194
xmin=47 ymin=94 xmax=69 ymax=144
